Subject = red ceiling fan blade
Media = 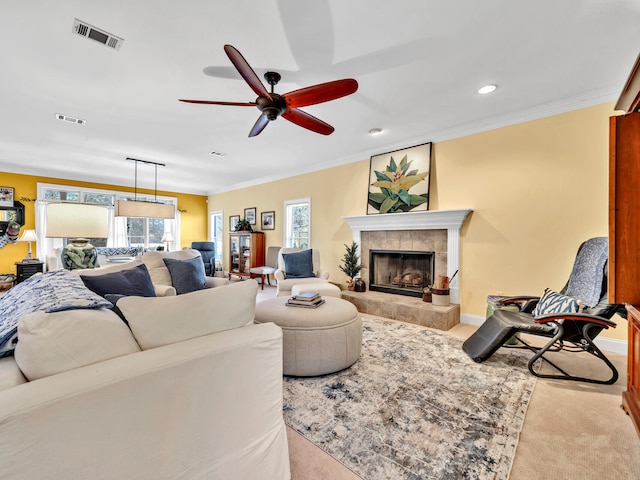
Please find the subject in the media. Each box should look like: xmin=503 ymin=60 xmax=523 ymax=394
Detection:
xmin=284 ymin=79 xmax=358 ymax=108
xmin=179 ymin=99 xmax=257 ymax=107
xmin=224 ymin=45 xmax=272 ymax=101
xmin=248 ymin=114 xmax=270 ymax=137
xmin=282 ymin=108 xmax=334 ymax=135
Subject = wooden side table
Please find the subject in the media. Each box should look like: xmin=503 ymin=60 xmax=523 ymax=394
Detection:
xmin=15 ymin=261 xmax=44 ymax=284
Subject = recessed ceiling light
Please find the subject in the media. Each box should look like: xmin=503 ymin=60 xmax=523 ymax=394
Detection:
xmin=478 ymin=85 xmax=497 ymax=95
xmin=369 ymin=128 xmax=383 ymax=136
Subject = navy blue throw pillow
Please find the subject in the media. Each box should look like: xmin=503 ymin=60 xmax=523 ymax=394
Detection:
xmin=163 ymin=257 xmax=206 ymax=294
xmin=81 ymin=263 xmax=157 ymax=298
xmin=282 ymin=249 xmax=315 ymax=279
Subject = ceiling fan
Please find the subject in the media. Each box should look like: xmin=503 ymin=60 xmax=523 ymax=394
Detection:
xmin=179 ymin=44 xmax=358 ymax=137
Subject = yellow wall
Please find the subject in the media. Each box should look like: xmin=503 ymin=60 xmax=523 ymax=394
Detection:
xmin=210 ymin=102 xmax=626 ymax=341
xmin=0 ymin=172 xmax=208 ymax=273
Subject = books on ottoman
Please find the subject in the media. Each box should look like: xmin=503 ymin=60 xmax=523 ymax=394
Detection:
xmin=291 ymin=292 xmax=320 ymax=302
xmin=286 ymin=292 xmax=324 ymax=308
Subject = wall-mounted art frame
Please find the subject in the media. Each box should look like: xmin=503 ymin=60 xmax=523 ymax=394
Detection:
xmin=0 ymin=187 xmax=14 ymax=207
xmin=244 ymin=207 xmax=257 ymax=225
xmin=229 ymin=215 xmax=240 ymax=231
xmin=261 ymin=211 xmax=275 ymax=230
xmin=367 ymin=142 xmax=432 ymax=214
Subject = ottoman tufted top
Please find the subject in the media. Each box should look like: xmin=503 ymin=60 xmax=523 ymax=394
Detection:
xmin=255 ymin=296 xmax=359 ymax=330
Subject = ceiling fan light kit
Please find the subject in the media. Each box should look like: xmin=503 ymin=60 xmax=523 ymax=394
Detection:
xmin=180 ymin=44 xmax=358 ymax=137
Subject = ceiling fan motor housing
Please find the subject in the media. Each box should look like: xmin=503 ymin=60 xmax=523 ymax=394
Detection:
xmin=257 ymin=94 xmax=286 ymax=121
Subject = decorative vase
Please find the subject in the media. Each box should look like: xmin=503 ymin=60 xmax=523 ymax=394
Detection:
xmin=354 ymin=278 xmax=366 ymax=292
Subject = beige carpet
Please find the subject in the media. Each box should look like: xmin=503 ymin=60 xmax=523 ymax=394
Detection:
xmin=254 ymin=283 xmax=640 ymax=479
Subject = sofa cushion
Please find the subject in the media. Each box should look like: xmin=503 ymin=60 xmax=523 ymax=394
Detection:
xmin=77 ymin=257 xmax=143 ymax=277
xmin=0 ymin=270 xmax=113 ymax=358
xmin=80 ymin=263 xmax=156 ymax=298
xmin=163 ymin=257 xmax=206 ymax=294
xmin=0 ymin=356 xmax=27 ymax=391
xmin=282 ymin=249 xmax=315 ymax=279
xmin=116 ymin=280 xmax=258 ymax=350
xmin=14 ymin=308 xmax=141 ymax=381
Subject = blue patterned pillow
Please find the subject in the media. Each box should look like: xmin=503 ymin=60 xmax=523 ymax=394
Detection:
xmin=0 ymin=270 xmax=113 ymax=357
xmin=532 ymin=289 xmax=582 ymax=317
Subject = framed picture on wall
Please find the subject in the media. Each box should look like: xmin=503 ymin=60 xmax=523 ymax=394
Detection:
xmin=261 ymin=211 xmax=275 ymax=230
xmin=367 ymin=142 xmax=432 ymax=214
xmin=244 ymin=207 xmax=257 ymax=225
xmin=0 ymin=187 xmax=14 ymax=207
xmin=229 ymin=215 xmax=240 ymax=231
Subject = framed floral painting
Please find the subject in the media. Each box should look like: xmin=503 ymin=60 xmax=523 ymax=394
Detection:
xmin=367 ymin=142 xmax=432 ymax=214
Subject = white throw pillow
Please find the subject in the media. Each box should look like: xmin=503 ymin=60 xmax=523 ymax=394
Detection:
xmin=15 ymin=308 xmax=141 ymax=381
xmin=117 ymin=280 xmax=257 ymax=350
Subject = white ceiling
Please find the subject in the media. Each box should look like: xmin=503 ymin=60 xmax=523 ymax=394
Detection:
xmin=1 ymin=0 xmax=639 ymax=196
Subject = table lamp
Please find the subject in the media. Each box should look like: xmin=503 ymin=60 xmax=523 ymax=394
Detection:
xmin=17 ymin=229 xmax=38 ymax=262
xmin=46 ymin=203 xmax=109 ymax=269
xmin=161 ymin=231 xmax=174 ymax=252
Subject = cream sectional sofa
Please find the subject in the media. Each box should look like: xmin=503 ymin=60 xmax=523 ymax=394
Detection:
xmin=0 ymin=275 xmax=290 ymax=479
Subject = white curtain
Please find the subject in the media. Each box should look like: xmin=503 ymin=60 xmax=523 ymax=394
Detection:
xmin=164 ymin=211 xmax=181 ymax=251
xmin=107 ymin=206 xmax=128 ymax=247
xmin=35 ymin=200 xmax=63 ymax=270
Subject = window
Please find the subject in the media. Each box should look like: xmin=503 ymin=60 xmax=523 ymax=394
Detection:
xmin=284 ymin=198 xmax=310 ymax=248
xmin=37 ymin=182 xmax=177 ymax=252
xmin=126 ymin=217 xmax=165 ymax=249
xmin=210 ymin=210 xmax=224 ymax=271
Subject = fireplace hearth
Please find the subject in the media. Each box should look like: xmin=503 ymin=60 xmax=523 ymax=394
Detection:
xmin=370 ymin=250 xmax=434 ymax=298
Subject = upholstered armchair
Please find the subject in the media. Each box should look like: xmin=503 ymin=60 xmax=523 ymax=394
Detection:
xmin=274 ymin=248 xmax=329 ymax=296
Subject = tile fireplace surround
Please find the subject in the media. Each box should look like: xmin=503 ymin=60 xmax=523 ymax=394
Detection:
xmin=342 ymin=209 xmax=472 ymax=329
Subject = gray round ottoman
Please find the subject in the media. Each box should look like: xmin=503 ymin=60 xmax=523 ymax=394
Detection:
xmin=255 ymin=296 xmax=362 ymax=376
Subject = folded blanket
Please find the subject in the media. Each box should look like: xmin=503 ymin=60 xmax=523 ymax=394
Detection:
xmin=565 ymin=237 xmax=608 ymax=308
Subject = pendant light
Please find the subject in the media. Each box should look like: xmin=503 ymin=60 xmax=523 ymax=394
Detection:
xmin=115 ymin=158 xmax=175 ymax=219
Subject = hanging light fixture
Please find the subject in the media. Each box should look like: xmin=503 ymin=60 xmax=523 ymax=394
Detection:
xmin=115 ymin=158 xmax=176 ymax=219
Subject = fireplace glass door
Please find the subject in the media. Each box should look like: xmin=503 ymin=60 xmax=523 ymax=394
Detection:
xmin=369 ymin=250 xmax=434 ymax=298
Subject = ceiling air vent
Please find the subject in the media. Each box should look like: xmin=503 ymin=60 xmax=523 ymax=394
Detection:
xmin=55 ymin=113 xmax=86 ymax=125
xmin=72 ymin=19 xmax=123 ymax=50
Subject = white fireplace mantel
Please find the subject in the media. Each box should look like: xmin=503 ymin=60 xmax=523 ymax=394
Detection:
xmin=342 ymin=209 xmax=472 ymax=303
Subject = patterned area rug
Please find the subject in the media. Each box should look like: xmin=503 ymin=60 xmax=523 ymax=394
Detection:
xmin=283 ymin=316 xmax=536 ymax=480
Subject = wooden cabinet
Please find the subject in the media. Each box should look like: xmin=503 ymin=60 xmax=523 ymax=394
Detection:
xmin=624 ymin=305 xmax=640 ymax=437
xmin=610 ymin=53 xmax=640 ymax=437
xmin=228 ymin=232 xmax=265 ymax=280
xmin=609 ymin=112 xmax=640 ymax=305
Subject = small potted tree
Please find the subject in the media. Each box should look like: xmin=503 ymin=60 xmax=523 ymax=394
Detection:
xmin=339 ymin=241 xmax=363 ymax=291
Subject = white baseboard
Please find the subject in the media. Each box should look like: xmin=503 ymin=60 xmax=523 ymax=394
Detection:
xmin=460 ymin=313 xmax=485 ymax=327
xmin=460 ymin=313 xmax=627 ymax=355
